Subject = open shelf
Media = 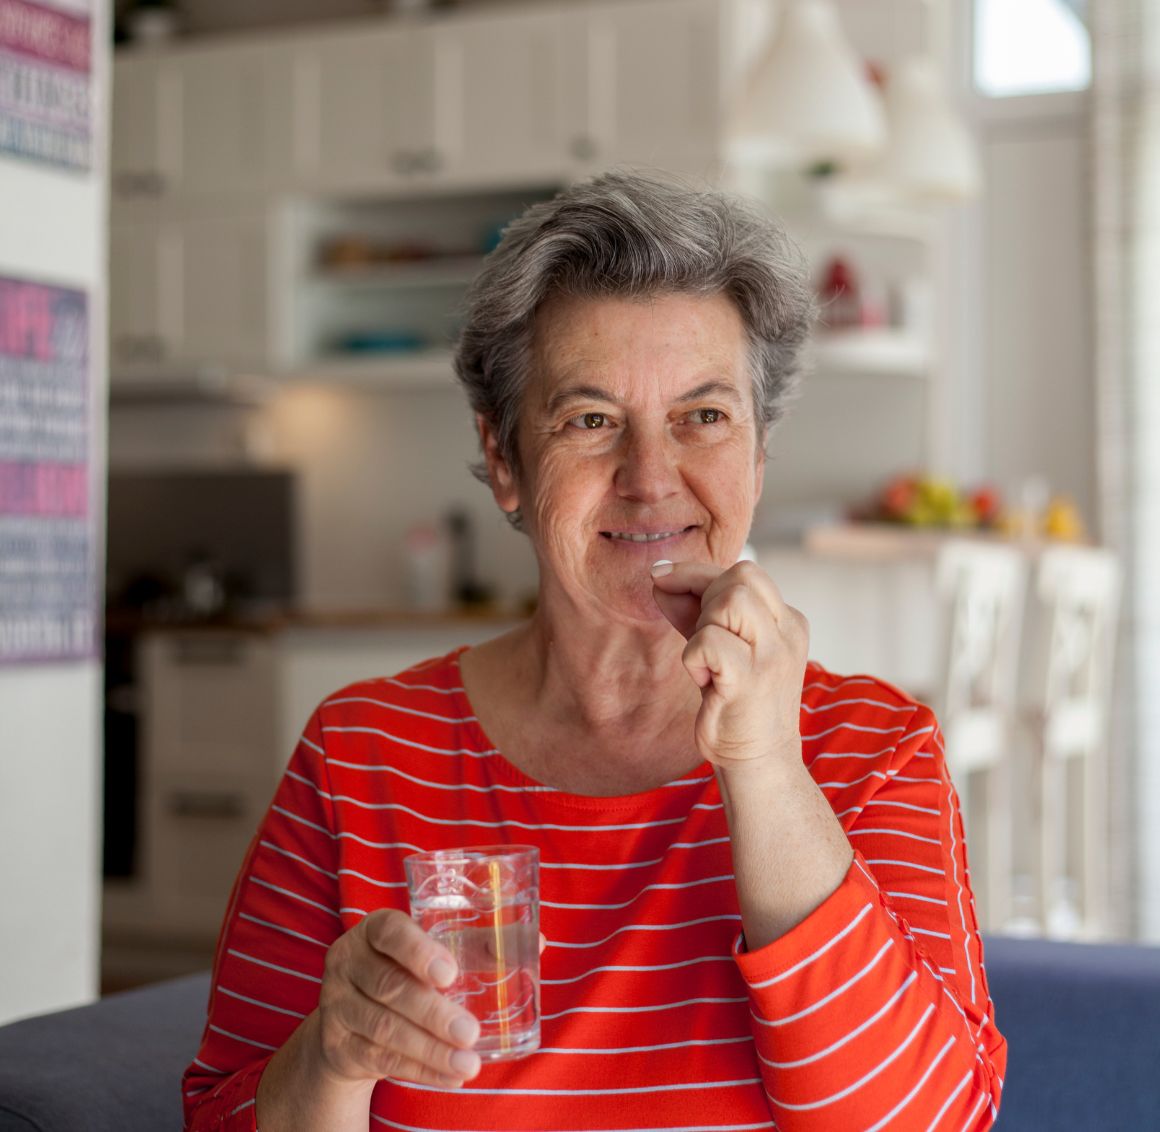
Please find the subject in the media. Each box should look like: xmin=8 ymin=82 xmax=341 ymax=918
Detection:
xmin=308 ymin=255 xmax=483 ymax=290
xmin=811 ymin=328 xmax=930 ymax=378
xmin=282 ymin=349 xmax=457 ymax=389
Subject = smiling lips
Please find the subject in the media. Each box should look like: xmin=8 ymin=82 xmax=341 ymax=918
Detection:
xmin=601 ymin=526 xmax=695 ymax=543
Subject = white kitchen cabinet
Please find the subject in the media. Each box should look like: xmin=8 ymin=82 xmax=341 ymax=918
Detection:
xmin=108 ymin=217 xmax=180 ymax=372
xmin=178 ymin=208 xmax=274 ymax=371
xmin=173 ymin=41 xmax=293 ymax=198
xmin=559 ymin=0 xmax=725 ymax=178
xmin=296 ymin=23 xmax=437 ymax=194
xmin=109 ymin=208 xmax=273 ymax=380
xmin=432 ymin=9 xmax=566 ymax=188
xmin=110 ymin=53 xmax=177 ymax=206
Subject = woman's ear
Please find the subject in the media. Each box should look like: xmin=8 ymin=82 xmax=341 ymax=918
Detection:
xmin=477 ymin=413 xmax=520 ymax=515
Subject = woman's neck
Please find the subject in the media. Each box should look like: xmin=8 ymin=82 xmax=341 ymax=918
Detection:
xmin=460 ymin=606 xmax=706 ymax=795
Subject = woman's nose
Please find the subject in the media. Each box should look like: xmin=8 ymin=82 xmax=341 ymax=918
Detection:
xmin=613 ymin=428 xmax=681 ymax=502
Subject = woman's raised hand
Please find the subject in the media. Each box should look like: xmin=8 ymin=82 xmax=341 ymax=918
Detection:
xmin=650 ymin=559 xmax=809 ymax=768
xmin=315 ymin=908 xmax=483 ymax=1089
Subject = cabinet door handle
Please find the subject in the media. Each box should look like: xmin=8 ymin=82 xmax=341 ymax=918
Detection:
xmin=114 ymin=172 xmax=141 ymax=196
xmin=172 ymin=636 xmax=247 ymax=665
xmin=168 ymin=790 xmax=246 ymax=819
xmin=416 ymin=148 xmax=443 ymax=174
xmin=141 ymin=171 xmax=167 ymax=196
xmin=391 ymin=151 xmax=415 ymax=174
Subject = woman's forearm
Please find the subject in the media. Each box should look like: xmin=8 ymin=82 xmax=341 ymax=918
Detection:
xmin=255 ymin=1010 xmax=378 ymax=1131
xmin=716 ymin=749 xmax=853 ymax=949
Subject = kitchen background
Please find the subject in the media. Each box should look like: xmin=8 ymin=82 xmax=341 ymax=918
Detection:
xmin=93 ymin=0 xmax=1115 ymax=990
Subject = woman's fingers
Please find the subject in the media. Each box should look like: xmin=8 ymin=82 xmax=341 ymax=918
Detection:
xmin=362 ymin=908 xmax=458 ymax=988
xmin=339 ymin=1027 xmax=476 ymax=1088
xmin=328 ymin=978 xmax=481 ymax=1082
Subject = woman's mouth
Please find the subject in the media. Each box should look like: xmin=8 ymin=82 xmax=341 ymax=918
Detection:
xmin=600 ymin=526 xmax=695 ymax=543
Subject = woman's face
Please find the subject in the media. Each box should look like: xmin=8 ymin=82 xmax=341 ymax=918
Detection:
xmin=481 ymin=291 xmax=765 ymax=624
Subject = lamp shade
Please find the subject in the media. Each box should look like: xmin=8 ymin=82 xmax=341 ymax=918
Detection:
xmin=882 ymin=57 xmax=981 ymax=202
xmin=730 ymin=0 xmax=886 ymax=168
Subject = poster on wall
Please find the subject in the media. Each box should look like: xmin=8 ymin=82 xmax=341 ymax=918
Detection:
xmin=0 ymin=0 xmax=92 ymax=171
xmin=0 ymin=275 xmax=95 ymax=663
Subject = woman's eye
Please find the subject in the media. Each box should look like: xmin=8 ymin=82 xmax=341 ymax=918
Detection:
xmin=689 ymin=408 xmax=723 ymax=425
xmin=569 ymin=412 xmax=607 ymax=430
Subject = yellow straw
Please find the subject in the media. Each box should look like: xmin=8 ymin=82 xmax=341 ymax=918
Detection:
xmin=489 ymin=857 xmax=509 ymax=1054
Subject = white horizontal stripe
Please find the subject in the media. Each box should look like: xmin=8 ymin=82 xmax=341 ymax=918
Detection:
xmin=804 ymin=721 xmax=909 ymax=742
xmin=540 ymin=836 xmax=732 ymax=872
xmin=300 ymin=735 xmax=325 ymax=756
xmin=752 ymin=939 xmax=894 ymax=1027
xmin=325 ymin=695 xmax=478 ymax=724
xmin=891 ymin=774 xmax=942 ymax=784
xmin=886 ymin=890 xmax=948 ymax=906
xmin=817 ymin=770 xmax=889 ymax=789
xmin=307 ymin=796 xmax=699 ymax=833
xmin=340 ymin=906 xmax=370 ymax=917
xmin=230 ymin=1099 xmax=256 ymax=1117
xmin=911 ymin=926 xmax=953 ymax=940
xmin=939 ymin=966 xmax=957 ymax=975
xmin=543 ymin=995 xmax=747 ymax=1020
xmin=227 ymin=948 xmax=323 ymax=984
xmin=321 ymin=723 xmax=498 ymax=759
xmin=217 ymin=984 xmax=307 ymax=1019
xmin=314 ymin=762 xmax=556 ymax=795
xmin=369 ymin=675 xmax=465 ymax=695
xmin=767 ymin=1004 xmax=935 ymax=1111
xmin=865 ymin=799 xmax=941 ymax=816
xmin=749 ymin=904 xmax=872 ymax=988
xmin=811 ymin=747 xmax=901 ymax=761
xmin=849 ymin=828 xmax=941 ymax=846
xmin=272 ymin=804 xmax=335 ymax=839
xmin=536 ymin=1035 xmax=752 ymax=1054
xmin=549 ymin=913 xmax=741 ymax=950
xmin=543 ymin=874 xmax=733 ymax=911
xmin=250 ymin=876 xmax=342 ymax=918
xmin=866 ymin=857 xmax=946 ymax=876
xmin=543 ymin=953 xmax=732 ymax=986
xmin=393 ymin=1076 xmax=759 ymax=1097
xmin=208 ymin=1024 xmax=278 ymax=1052
xmin=926 ymin=1069 xmax=973 ymax=1131
xmin=192 ymin=1056 xmax=224 ymax=1074
xmin=759 ymin=972 xmax=917 ymax=1069
xmin=803 ymin=675 xmax=882 ymax=693
xmin=258 ymin=839 xmax=338 ymax=880
xmin=802 ymin=696 xmax=914 ymax=715
xmin=338 ymin=867 xmax=408 ymax=890
xmin=373 ymin=1118 xmax=774 ymax=1132
xmin=239 ymin=912 xmax=331 ymax=949
xmin=865 ymin=1035 xmax=956 ymax=1132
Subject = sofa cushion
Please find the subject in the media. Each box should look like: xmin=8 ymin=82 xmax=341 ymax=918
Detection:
xmin=984 ymin=935 xmax=1160 ymax=1129
xmin=0 ymin=972 xmax=210 ymax=1132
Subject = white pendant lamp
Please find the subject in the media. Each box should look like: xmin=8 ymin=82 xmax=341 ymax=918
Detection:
xmin=881 ymin=57 xmax=981 ymax=202
xmin=730 ymin=0 xmax=887 ymax=169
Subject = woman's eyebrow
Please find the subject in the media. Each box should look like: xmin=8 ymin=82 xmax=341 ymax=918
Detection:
xmin=676 ymin=380 xmax=745 ymax=405
xmin=544 ymin=384 xmax=617 ymax=415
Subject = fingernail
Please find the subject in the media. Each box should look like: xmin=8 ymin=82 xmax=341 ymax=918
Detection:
xmin=650 ymin=559 xmax=673 ymax=577
xmin=450 ymin=1048 xmax=481 ymax=1077
xmin=437 ymin=1074 xmax=463 ymax=1089
xmin=429 ymin=957 xmax=456 ymax=987
xmin=450 ymin=1014 xmax=480 ymax=1046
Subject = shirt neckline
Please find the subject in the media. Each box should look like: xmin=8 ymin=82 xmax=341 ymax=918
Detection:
xmin=448 ymin=645 xmax=719 ymax=814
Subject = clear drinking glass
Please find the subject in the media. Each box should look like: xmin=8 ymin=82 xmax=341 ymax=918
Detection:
xmin=404 ymin=845 xmax=540 ymax=1061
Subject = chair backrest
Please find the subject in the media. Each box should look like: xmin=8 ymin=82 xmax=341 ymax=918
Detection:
xmin=1021 ymin=545 xmax=1121 ymax=756
xmin=934 ymin=540 xmax=1029 ymax=744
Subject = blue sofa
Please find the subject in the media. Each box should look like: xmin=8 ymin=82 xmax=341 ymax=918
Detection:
xmin=0 ymin=936 xmax=1157 ymax=1130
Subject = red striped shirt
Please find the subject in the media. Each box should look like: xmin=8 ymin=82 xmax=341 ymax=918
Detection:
xmin=183 ymin=648 xmax=1006 ymax=1130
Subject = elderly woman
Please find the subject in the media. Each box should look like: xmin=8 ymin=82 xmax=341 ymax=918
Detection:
xmin=184 ymin=171 xmax=1006 ymax=1131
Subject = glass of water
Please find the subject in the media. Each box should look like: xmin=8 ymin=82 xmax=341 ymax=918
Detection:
xmin=404 ymin=845 xmax=540 ymax=1061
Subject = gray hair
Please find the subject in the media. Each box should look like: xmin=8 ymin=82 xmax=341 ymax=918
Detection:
xmin=454 ymin=169 xmax=815 ymax=526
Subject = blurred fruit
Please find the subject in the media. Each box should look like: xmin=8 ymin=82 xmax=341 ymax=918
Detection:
xmin=880 ymin=474 xmax=919 ymax=521
xmin=969 ymin=485 xmax=1003 ymax=526
xmin=1043 ymin=496 xmax=1086 ymax=541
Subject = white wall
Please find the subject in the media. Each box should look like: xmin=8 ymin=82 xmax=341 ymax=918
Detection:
xmin=980 ymin=101 xmax=1097 ymax=532
xmin=0 ymin=12 xmax=110 ymax=1023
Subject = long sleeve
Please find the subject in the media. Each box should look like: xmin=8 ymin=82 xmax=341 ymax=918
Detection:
xmin=182 ymin=710 xmax=343 ymax=1131
xmin=735 ymin=704 xmax=1006 ymax=1129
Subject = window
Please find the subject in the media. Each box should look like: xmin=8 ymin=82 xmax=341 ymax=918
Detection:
xmin=974 ymin=0 xmax=1091 ymax=98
